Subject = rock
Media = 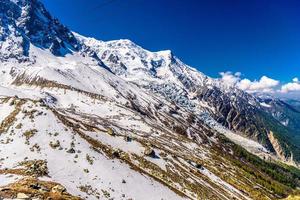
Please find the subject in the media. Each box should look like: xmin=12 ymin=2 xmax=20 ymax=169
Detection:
xmin=9 ymin=100 xmax=15 ymax=106
xmin=17 ymin=193 xmax=30 ymax=199
xmin=107 ymin=128 xmax=115 ymax=136
xmin=112 ymin=149 xmax=122 ymax=158
xmin=124 ymin=135 xmax=132 ymax=142
xmin=66 ymin=148 xmax=76 ymax=154
xmin=144 ymin=147 xmax=156 ymax=157
xmin=0 ymin=187 xmax=10 ymax=191
xmin=195 ymin=163 xmax=204 ymax=170
xmin=29 ymin=183 xmax=49 ymax=192
xmin=23 ymin=160 xmax=49 ymax=177
xmin=30 ymin=183 xmax=41 ymax=190
xmin=51 ymin=185 xmax=66 ymax=194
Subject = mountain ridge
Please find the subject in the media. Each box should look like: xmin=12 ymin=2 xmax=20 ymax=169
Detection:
xmin=1 ymin=0 xmax=300 ymax=199
xmin=76 ymin=33 xmax=300 ymax=164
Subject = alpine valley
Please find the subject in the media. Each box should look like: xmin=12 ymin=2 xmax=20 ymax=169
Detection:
xmin=0 ymin=0 xmax=300 ymax=199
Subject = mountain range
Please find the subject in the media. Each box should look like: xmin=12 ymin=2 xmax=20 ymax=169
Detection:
xmin=0 ymin=0 xmax=300 ymax=199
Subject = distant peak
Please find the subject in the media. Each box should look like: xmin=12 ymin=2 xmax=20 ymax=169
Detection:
xmin=117 ymin=39 xmax=133 ymax=44
xmin=157 ymin=49 xmax=173 ymax=57
xmin=107 ymin=39 xmax=139 ymax=49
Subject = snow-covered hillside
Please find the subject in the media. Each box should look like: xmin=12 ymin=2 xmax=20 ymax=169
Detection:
xmin=1 ymin=0 xmax=300 ymax=200
xmin=75 ymin=32 xmax=300 ymax=165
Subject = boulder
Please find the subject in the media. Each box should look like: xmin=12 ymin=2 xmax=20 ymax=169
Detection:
xmin=23 ymin=160 xmax=49 ymax=177
xmin=124 ymin=135 xmax=132 ymax=142
xmin=107 ymin=128 xmax=115 ymax=136
xmin=112 ymin=149 xmax=122 ymax=158
xmin=16 ymin=193 xmax=29 ymax=199
xmin=51 ymin=185 xmax=66 ymax=194
xmin=144 ymin=147 xmax=156 ymax=157
xmin=195 ymin=163 xmax=204 ymax=170
xmin=67 ymin=148 xmax=76 ymax=154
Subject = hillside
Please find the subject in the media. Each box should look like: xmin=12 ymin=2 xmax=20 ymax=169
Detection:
xmin=0 ymin=0 xmax=300 ymax=199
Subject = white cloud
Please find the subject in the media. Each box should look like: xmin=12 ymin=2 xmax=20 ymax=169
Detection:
xmin=219 ymin=72 xmax=300 ymax=99
xmin=234 ymin=72 xmax=242 ymax=77
xmin=281 ymin=78 xmax=300 ymax=93
xmin=292 ymin=77 xmax=299 ymax=82
xmin=239 ymin=76 xmax=279 ymax=93
xmin=237 ymin=78 xmax=252 ymax=90
xmin=219 ymin=72 xmax=280 ymax=93
xmin=219 ymin=71 xmax=241 ymax=85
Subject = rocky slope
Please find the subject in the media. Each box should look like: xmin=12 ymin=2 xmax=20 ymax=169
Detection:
xmin=76 ymin=34 xmax=300 ymax=164
xmin=258 ymin=96 xmax=300 ymax=136
xmin=0 ymin=0 xmax=300 ymax=199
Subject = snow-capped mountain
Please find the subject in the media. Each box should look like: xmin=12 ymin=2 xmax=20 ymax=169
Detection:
xmin=0 ymin=0 xmax=300 ymax=199
xmin=0 ymin=0 xmax=82 ymax=60
xmin=77 ymin=34 xmax=300 ymax=163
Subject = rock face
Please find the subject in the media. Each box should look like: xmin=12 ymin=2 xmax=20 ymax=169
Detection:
xmin=196 ymin=86 xmax=260 ymax=136
xmin=258 ymin=96 xmax=300 ymax=135
xmin=0 ymin=0 xmax=80 ymax=59
xmin=77 ymin=33 xmax=300 ymax=163
xmin=268 ymin=131 xmax=287 ymax=160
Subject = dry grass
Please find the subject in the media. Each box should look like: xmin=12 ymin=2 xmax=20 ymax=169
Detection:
xmin=0 ymin=177 xmax=81 ymax=200
xmin=0 ymin=98 xmax=25 ymax=134
xmin=284 ymin=195 xmax=300 ymax=200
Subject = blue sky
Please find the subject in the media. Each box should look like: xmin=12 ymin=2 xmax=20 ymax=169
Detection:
xmin=41 ymin=0 xmax=299 ymax=86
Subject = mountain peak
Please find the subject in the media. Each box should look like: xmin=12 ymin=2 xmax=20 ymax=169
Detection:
xmin=156 ymin=49 xmax=174 ymax=61
xmin=0 ymin=0 xmax=80 ymax=60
